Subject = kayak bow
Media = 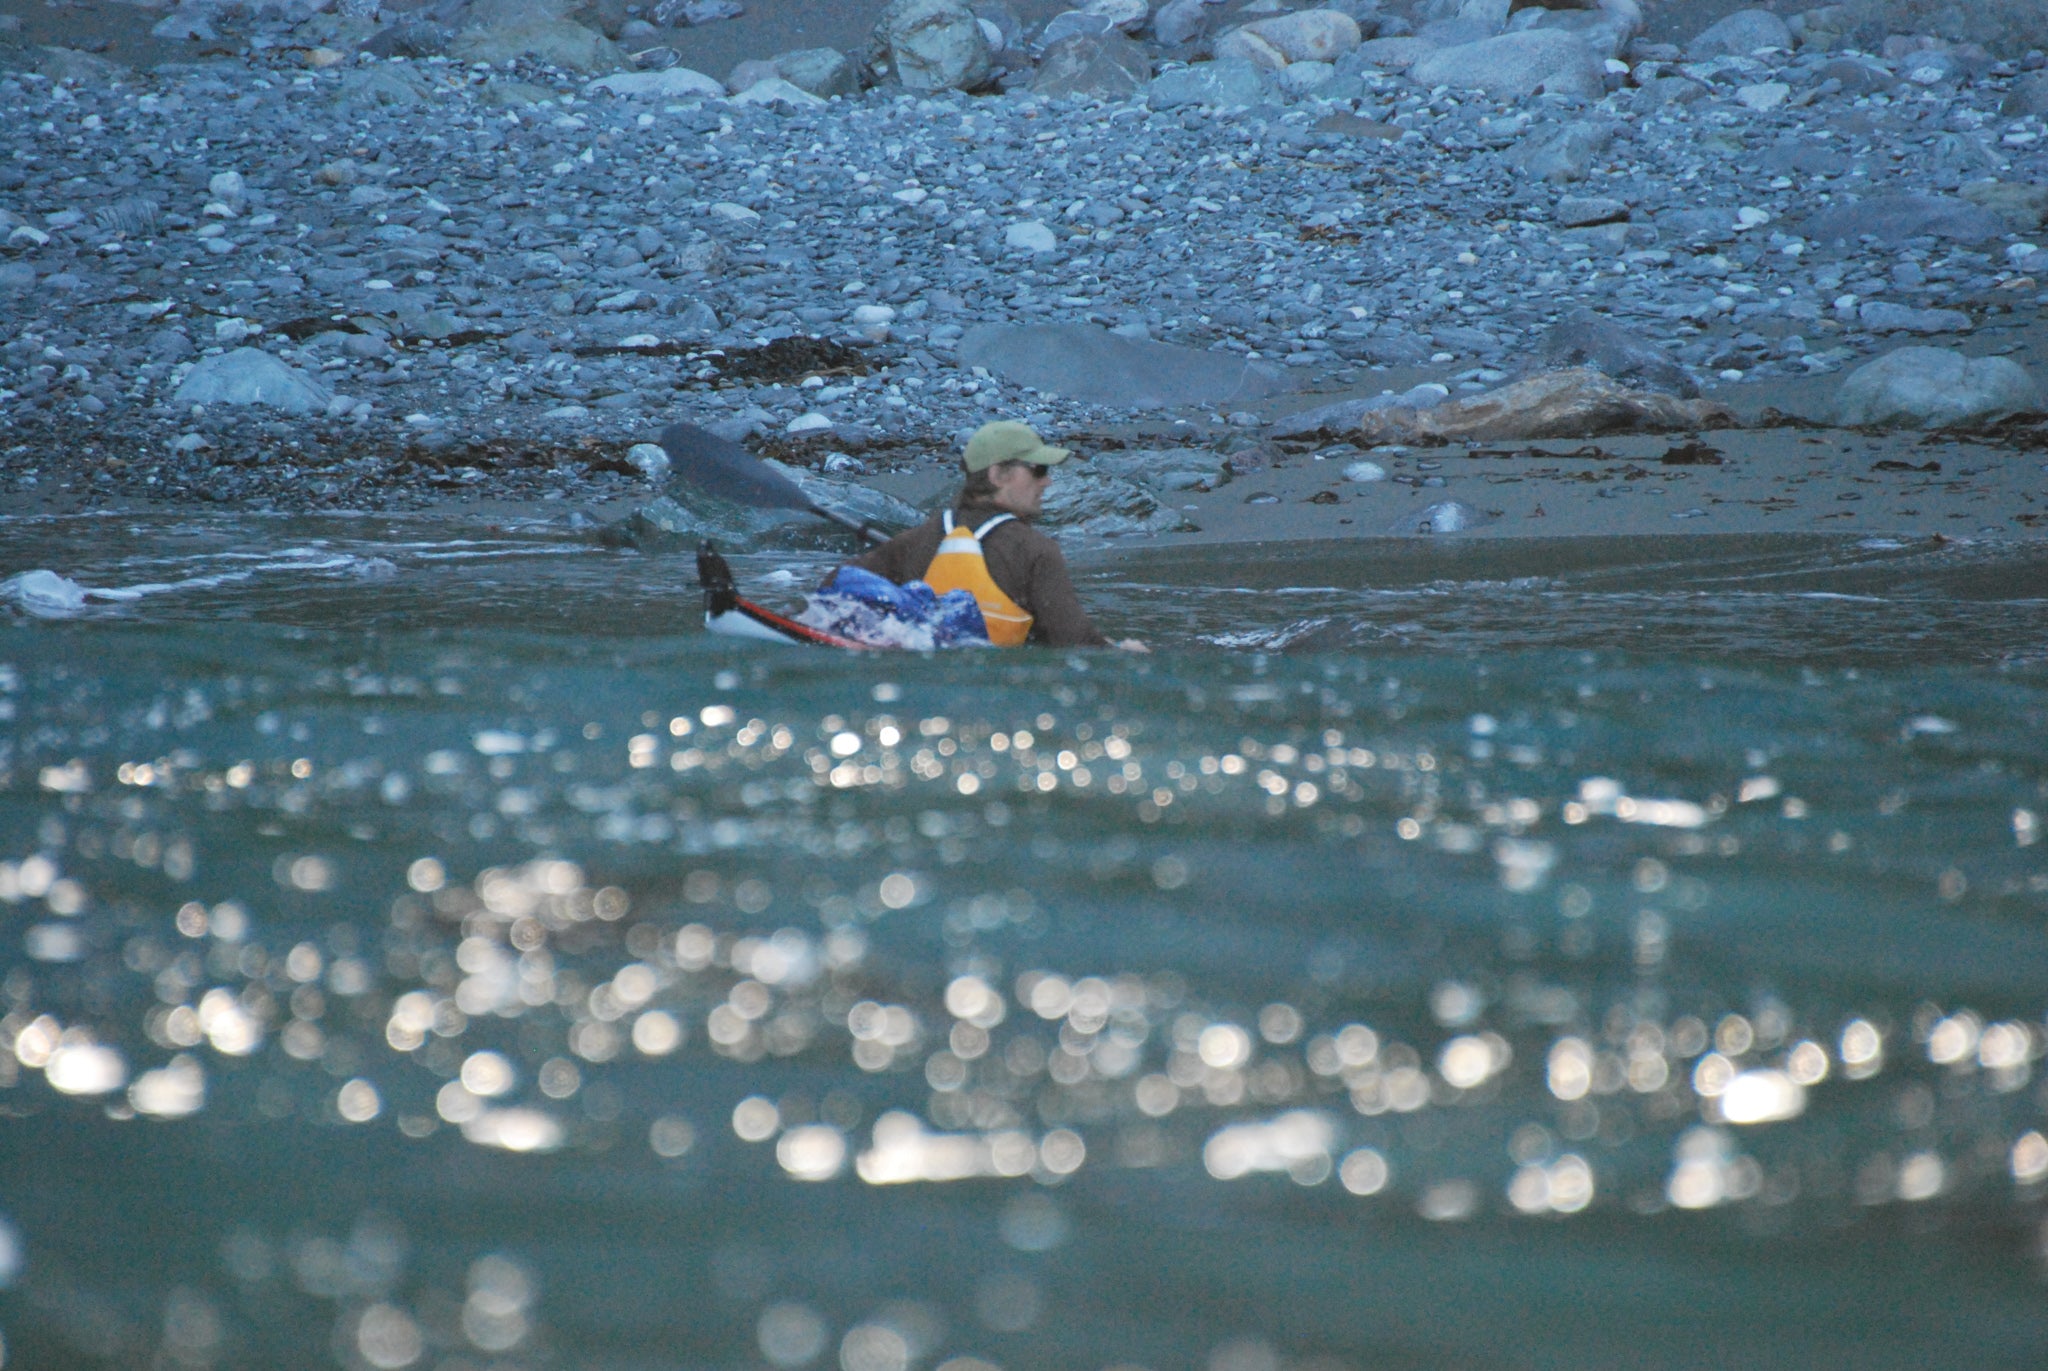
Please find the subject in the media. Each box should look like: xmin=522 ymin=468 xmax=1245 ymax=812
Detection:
xmin=696 ymin=542 xmax=864 ymax=649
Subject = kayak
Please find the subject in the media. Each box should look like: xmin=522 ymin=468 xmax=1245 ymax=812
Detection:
xmin=696 ymin=543 xmax=866 ymax=648
xmin=695 ymin=543 xmax=993 ymax=650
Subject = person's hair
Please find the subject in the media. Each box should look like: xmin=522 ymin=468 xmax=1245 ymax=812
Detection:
xmin=957 ymin=460 xmax=1001 ymax=505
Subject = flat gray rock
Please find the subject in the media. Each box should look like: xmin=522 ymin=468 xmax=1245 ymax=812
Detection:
xmin=1814 ymin=57 xmax=1893 ymax=95
xmin=1522 ymin=5 xmax=1639 ymax=60
xmin=1801 ymin=194 xmax=2006 ymax=247
xmin=771 ymin=47 xmax=859 ymax=98
xmin=1037 ymin=10 xmax=1118 ymax=48
xmin=1032 ymin=31 xmax=1152 ymax=100
xmin=957 ymin=324 xmax=1293 ymax=409
xmin=1659 ymin=206 xmax=1741 ymax=243
xmin=1760 ymin=141 xmax=1851 ymax=178
xmin=451 ymin=0 xmax=624 ymax=72
xmin=172 ymin=348 xmax=332 ymax=415
xmin=1152 ymin=0 xmax=1210 ymax=47
xmin=1146 ymin=57 xmax=1268 ymax=109
xmin=1407 ymin=30 xmax=1605 ymax=100
xmin=1503 ymin=120 xmax=1613 ymax=183
xmin=1555 ymin=196 xmax=1628 ymax=227
xmin=1353 ymin=35 xmax=1437 ymax=71
xmin=1858 ymin=301 xmax=1972 ymax=334
xmin=1270 ymin=383 xmax=1450 ymax=438
xmin=588 ymin=68 xmax=725 ymax=98
xmin=1684 ymin=8 xmax=1791 ymax=59
xmin=1529 ymin=310 xmax=1697 ymax=397
xmin=2003 ymin=71 xmax=2048 ymax=118
xmin=1834 ymin=347 xmax=2042 ymax=429
xmin=1959 ymin=181 xmax=2048 ymax=233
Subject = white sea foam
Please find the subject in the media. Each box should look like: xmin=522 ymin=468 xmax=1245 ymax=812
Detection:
xmin=1201 ymin=617 xmax=1334 ymax=650
xmin=3 ymin=552 xmax=393 ymax=618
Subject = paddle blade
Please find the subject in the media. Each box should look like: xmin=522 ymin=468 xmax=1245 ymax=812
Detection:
xmin=695 ymin=540 xmax=740 ymax=616
xmin=658 ymin=422 xmax=813 ymax=513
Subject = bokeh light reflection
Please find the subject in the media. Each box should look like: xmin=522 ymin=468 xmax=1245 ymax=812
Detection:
xmin=4 ymin=637 xmax=2047 ymax=1371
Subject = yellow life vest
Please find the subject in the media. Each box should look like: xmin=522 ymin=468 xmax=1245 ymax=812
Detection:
xmin=923 ymin=511 xmax=1032 ymax=646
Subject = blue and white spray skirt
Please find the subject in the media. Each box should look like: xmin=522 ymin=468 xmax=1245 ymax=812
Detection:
xmin=697 ymin=545 xmax=991 ymax=650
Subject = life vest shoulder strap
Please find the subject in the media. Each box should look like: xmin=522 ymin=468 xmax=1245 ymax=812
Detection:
xmin=941 ymin=510 xmax=1017 ymax=541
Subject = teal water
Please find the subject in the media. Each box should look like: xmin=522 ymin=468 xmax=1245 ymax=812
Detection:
xmin=2 ymin=514 xmax=2048 ymax=1370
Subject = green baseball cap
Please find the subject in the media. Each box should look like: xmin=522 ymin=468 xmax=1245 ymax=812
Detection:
xmin=962 ymin=421 xmax=1073 ymax=473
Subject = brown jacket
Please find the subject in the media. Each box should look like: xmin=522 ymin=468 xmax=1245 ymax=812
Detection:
xmin=847 ymin=501 xmax=1109 ymax=647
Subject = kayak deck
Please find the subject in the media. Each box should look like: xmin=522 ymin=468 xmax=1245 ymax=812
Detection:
xmin=696 ymin=543 xmax=865 ymax=649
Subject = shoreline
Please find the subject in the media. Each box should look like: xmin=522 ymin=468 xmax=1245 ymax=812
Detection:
xmin=4 ymin=411 xmax=2044 ymax=546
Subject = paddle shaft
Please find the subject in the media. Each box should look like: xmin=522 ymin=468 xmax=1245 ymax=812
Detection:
xmin=814 ymin=504 xmax=892 ymax=546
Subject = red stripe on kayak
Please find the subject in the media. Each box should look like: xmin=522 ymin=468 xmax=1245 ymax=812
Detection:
xmin=734 ymin=597 xmax=868 ymax=650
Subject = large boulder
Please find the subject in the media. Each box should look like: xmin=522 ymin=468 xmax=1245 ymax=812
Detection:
xmin=1037 ymin=464 xmax=1191 ymax=537
xmin=172 ymin=348 xmax=332 ymax=415
xmin=1407 ymin=30 xmax=1605 ymax=100
xmin=1529 ymin=310 xmax=1697 ymax=397
xmin=1214 ymin=9 xmax=1363 ymax=70
xmin=1088 ymin=447 xmax=1232 ymax=492
xmin=1354 ymin=368 xmax=1731 ymax=444
xmin=956 ymin=323 xmax=1293 ymax=409
xmin=1683 ymin=7 xmax=1792 ymax=59
xmin=1801 ymin=193 xmax=2006 ymax=246
xmin=1146 ymin=58 xmax=1269 ymax=109
xmin=1833 ymin=348 xmax=2042 ymax=429
xmin=1032 ymin=30 xmax=1152 ymax=99
xmin=873 ymin=0 xmax=993 ymax=91
xmin=451 ymin=0 xmax=623 ymax=71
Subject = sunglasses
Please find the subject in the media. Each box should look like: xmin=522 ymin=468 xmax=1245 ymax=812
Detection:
xmin=1007 ymin=462 xmax=1051 ymax=480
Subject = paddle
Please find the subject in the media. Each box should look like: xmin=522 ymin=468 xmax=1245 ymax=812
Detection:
xmin=657 ymin=422 xmax=892 ymax=546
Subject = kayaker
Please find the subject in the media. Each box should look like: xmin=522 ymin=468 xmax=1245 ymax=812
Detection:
xmin=839 ymin=421 xmax=1145 ymax=650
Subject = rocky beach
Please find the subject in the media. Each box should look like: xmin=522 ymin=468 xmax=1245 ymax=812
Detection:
xmin=2 ymin=0 xmax=2047 ymax=548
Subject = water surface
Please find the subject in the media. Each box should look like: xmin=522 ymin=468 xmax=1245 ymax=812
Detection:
xmin=2 ymin=513 xmax=2046 ymax=1371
